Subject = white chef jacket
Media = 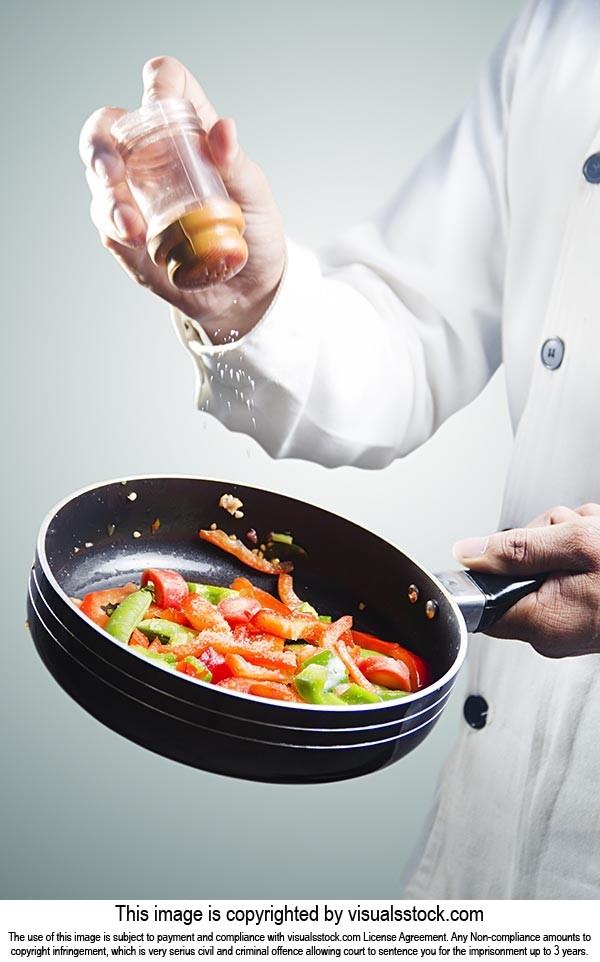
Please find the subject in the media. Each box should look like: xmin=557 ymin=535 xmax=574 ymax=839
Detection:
xmin=173 ymin=0 xmax=600 ymax=898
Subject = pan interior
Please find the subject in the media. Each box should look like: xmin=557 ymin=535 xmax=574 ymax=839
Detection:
xmin=41 ymin=477 xmax=463 ymax=683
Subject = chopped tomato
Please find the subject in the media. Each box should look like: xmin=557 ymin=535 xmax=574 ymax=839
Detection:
xmin=217 ymin=595 xmax=261 ymax=626
xmin=231 ymin=577 xmax=292 ymax=616
xmin=140 ymin=569 xmax=188 ymax=609
xmin=200 ymin=528 xmax=293 ymax=574
xmin=181 ymin=593 xmax=229 ymax=632
xmin=358 ymin=655 xmax=412 ymax=692
xmin=351 ymin=630 xmax=430 ymax=690
xmin=80 ymin=583 xmax=138 ymax=629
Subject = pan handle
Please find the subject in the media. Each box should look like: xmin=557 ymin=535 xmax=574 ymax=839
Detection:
xmin=435 ymin=570 xmax=545 ymax=633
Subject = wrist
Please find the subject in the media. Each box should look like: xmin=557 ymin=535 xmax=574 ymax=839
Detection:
xmin=186 ymin=251 xmax=287 ymax=345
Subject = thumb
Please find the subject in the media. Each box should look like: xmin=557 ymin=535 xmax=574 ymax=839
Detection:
xmin=141 ymin=55 xmax=219 ymax=130
xmin=452 ymin=522 xmax=596 ymax=575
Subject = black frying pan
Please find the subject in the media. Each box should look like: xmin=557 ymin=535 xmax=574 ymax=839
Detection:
xmin=27 ymin=476 xmax=541 ymax=783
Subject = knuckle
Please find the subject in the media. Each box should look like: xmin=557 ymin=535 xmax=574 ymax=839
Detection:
xmin=567 ymin=522 xmax=600 ymax=565
xmin=499 ymin=529 xmax=530 ymax=564
xmin=576 ymin=502 xmax=600 ymax=516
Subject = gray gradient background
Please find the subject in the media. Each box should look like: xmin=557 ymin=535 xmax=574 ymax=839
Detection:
xmin=3 ymin=0 xmax=523 ymax=898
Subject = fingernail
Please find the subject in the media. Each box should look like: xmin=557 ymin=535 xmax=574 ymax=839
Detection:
xmin=93 ymin=151 xmax=118 ymax=184
xmin=112 ymin=204 xmax=145 ymax=246
xmin=452 ymin=537 xmax=488 ymax=562
xmin=112 ymin=205 xmax=130 ymax=238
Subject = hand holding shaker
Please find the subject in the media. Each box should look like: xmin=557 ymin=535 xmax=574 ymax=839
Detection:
xmin=112 ymin=99 xmax=248 ymax=291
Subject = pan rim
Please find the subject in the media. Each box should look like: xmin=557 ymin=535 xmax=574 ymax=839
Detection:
xmin=36 ymin=474 xmax=469 ymax=714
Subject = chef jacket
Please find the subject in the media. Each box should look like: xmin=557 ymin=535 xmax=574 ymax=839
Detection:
xmin=172 ymin=0 xmax=600 ymax=898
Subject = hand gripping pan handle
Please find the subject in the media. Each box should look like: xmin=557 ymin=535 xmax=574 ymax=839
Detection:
xmin=435 ymin=570 xmax=545 ymax=633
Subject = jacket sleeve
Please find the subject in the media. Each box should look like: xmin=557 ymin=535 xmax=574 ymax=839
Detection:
xmin=172 ymin=2 xmax=538 ymax=469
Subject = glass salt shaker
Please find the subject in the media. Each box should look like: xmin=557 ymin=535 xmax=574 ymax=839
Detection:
xmin=112 ymin=99 xmax=248 ymax=291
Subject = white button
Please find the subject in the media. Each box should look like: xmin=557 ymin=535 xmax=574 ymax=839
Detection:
xmin=541 ymin=337 xmax=565 ymax=370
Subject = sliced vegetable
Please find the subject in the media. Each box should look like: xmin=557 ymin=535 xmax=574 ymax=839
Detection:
xmin=199 ymin=528 xmax=293 ymax=574
xmin=105 ymin=589 xmax=152 ymax=643
xmin=176 ymin=656 xmax=212 ymax=682
xmin=335 ymin=683 xmax=382 ymax=705
xmin=217 ymin=596 xmax=261 ymax=626
xmin=251 ymin=608 xmax=317 ymax=641
xmin=186 ymin=581 xmax=239 ymax=605
xmin=130 ymin=644 xmax=177 ymax=666
xmin=358 ymin=655 xmax=411 ymax=691
xmin=75 ymin=567 xmax=432 ymax=705
xmin=217 ymin=677 xmax=303 ymax=703
xmin=294 ymin=650 xmax=348 ymax=704
xmin=232 ymin=577 xmax=292 ymax=616
xmin=138 ymin=618 xmax=196 ymax=646
xmin=80 ymin=583 xmax=138 ymax=629
xmin=140 ymin=569 xmax=188 ymax=609
xmin=198 ymin=646 xmax=232 ymax=684
xmin=225 ymin=653 xmax=295 ymax=683
xmin=269 ymin=532 xmax=293 ymax=545
xmin=351 ymin=630 xmax=430 ymax=690
xmin=181 ymin=593 xmax=230 ymax=633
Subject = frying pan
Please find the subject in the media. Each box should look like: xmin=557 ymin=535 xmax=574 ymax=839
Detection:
xmin=27 ymin=476 xmax=541 ymax=784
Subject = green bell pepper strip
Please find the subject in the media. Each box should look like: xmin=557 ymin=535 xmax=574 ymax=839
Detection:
xmin=182 ymin=656 xmax=213 ymax=682
xmin=105 ymin=589 xmax=152 ymax=643
xmin=186 ymin=582 xmax=239 ymax=605
xmin=373 ymin=686 xmax=410 ymax=702
xmin=294 ymin=650 xmax=348 ymax=704
xmin=130 ymin=644 xmax=177 ymax=666
xmin=335 ymin=684 xmax=381 ymax=705
xmin=269 ymin=532 xmax=294 ymax=545
xmin=299 ymin=600 xmax=319 ymax=618
xmin=138 ymin=618 xmax=196 ymax=646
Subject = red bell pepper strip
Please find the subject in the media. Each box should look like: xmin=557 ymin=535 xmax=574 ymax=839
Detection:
xmin=231 ymin=577 xmax=292 ymax=616
xmin=199 ymin=528 xmax=293 ymax=574
xmin=129 ymin=627 xmax=149 ymax=649
xmin=198 ymin=646 xmax=232 ymax=684
xmin=80 ymin=583 xmax=138 ymax=629
xmin=140 ymin=569 xmax=188 ymax=609
xmin=181 ymin=594 xmax=230 ymax=633
xmin=225 ymin=653 xmax=296 ymax=683
xmin=251 ymin=608 xmax=317 ymax=641
xmin=277 ymin=573 xmax=305 ymax=611
xmin=351 ymin=629 xmax=430 ymax=690
xmin=217 ymin=677 xmax=303 ymax=703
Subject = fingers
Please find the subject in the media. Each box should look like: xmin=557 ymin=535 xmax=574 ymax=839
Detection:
xmin=80 ymin=107 xmax=146 ymax=247
xmin=79 ymin=107 xmax=127 ymax=186
xmin=142 ymin=55 xmax=219 ymax=130
xmin=453 ymin=517 xmax=600 ymax=575
xmin=88 ymin=176 xmax=146 ymax=247
xmin=207 ymin=118 xmax=276 ymax=213
xmin=574 ymin=502 xmax=600 ymax=517
xmin=526 ymin=504 xmax=582 ymax=528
